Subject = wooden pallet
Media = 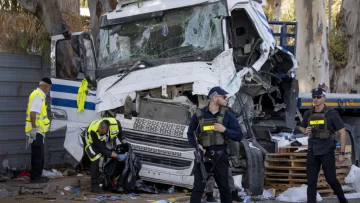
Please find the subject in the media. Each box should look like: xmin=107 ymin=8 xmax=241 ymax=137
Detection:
xmin=278 ymin=145 xmax=352 ymax=154
xmin=264 ymin=145 xmax=352 ymax=197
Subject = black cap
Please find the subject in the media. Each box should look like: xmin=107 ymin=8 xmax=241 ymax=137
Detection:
xmin=311 ymin=87 xmax=326 ymax=96
xmin=208 ymin=86 xmax=228 ymax=99
xmin=41 ymin=77 xmax=52 ymax=85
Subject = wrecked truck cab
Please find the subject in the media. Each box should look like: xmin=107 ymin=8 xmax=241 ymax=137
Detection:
xmin=50 ymin=0 xmax=298 ymax=196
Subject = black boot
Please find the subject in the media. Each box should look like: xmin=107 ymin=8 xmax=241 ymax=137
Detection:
xmin=232 ymin=190 xmax=243 ymax=202
xmin=206 ymin=192 xmax=217 ymax=202
xmin=91 ymin=184 xmax=104 ymax=193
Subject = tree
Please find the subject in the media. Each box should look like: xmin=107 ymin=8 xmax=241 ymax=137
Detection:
xmin=265 ymin=0 xmax=282 ymax=33
xmin=88 ymin=0 xmax=117 ymax=53
xmin=294 ymin=0 xmax=330 ymax=93
xmin=331 ymin=0 xmax=360 ymax=93
xmin=267 ymin=0 xmax=282 ymax=21
xmin=58 ymin=0 xmax=79 ymax=14
xmin=16 ymin=0 xmax=77 ymax=79
xmin=0 ymin=0 xmax=23 ymax=11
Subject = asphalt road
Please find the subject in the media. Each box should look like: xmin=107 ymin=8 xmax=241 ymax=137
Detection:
xmin=0 ymin=192 xmax=359 ymax=203
xmin=1 ymin=176 xmax=359 ymax=203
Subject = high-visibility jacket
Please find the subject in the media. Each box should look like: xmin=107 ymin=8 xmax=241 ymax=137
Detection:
xmin=25 ymin=89 xmax=50 ymax=133
xmin=76 ymin=79 xmax=88 ymax=113
xmin=84 ymin=118 xmax=120 ymax=162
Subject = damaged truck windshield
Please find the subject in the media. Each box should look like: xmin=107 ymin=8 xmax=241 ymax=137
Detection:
xmin=98 ymin=2 xmax=227 ymax=69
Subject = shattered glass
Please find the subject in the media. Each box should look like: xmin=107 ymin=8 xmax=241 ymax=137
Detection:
xmin=98 ymin=2 xmax=227 ymax=69
xmin=83 ymin=39 xmax=96 ymax=79
xmin=84 ymin=39 xmax=96 ymax=72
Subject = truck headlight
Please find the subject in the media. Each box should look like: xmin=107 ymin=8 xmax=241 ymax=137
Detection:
xmin=51 ymin=108 xmax=68 ymax=120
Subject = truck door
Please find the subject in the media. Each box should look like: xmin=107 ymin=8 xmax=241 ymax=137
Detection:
xmin=50 ymin=32 xmax=100 ymax=162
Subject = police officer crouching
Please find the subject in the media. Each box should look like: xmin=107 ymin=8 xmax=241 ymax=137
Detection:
xmin=82 ymin=117 xmax=128 ymax=193
xmin=299 ymin=87 xmax=348 ymax=203
xmin=187 ymin=86 xmax=243 ymax=203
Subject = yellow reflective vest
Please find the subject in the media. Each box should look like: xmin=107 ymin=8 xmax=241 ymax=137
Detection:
xmin=25 ymin=89 xmax=50 ymax=133
xmin=84 ymin=118 xmax=120 ymax=161
xmin=76 ymin=79 xmax=88 ymax=113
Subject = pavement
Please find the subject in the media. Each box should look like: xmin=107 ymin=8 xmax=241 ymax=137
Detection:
xmin=1 ymin=194 xmax=360 ymax=203
xmin=0 ymin=176 xmax=359 ymax=203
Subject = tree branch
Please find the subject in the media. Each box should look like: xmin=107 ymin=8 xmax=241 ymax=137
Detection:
xmin=16 ymin=0 xmax=38 ymax=13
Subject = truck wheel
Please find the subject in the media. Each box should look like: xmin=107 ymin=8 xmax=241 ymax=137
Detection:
xmin=241 ymin=139 xmax=264 ymax=195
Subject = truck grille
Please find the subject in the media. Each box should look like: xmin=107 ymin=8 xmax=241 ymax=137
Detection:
xmin=133 ymin=117 xmax=186 ymax=138
xmin=123 ymin=129 xmax=193 ymax=149
xmin=134 ymin=152 xmax=192 ymax=170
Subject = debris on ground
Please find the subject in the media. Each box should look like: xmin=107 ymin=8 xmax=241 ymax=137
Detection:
xmin=42 ymin=169 xmax=63 ymax=179
xmin=345 ymin=165 xmax=360 ymax=193
xmin=0 ymin=188 xmax=9 ymax=198
xmin=262 ymin=189 xmax=275 ymax=199
xmin=276 ymin=184 xmax=322 ymax=202
xmin=62 ymin=169 xmax=77 ymax=176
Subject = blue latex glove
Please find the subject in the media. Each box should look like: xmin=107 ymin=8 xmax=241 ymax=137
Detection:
xmin=118 ymin=154 xmax=127 ymax=161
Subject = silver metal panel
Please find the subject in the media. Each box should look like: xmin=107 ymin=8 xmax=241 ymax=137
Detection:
xmin=0 ymin=126 xmax=26 ymax=141
xmin=0 ymin=68 xmax=41 ymax=82
xmin=0 ymin=53 xmax=42 ymax=69
xmin=0 ymin=53 xmax=61 ymax=169
xmin=0 ymin=98 xmax=28 ymax=112
xmin=0 ymin=112 xmax=26 ymax=126
xmin=45 ymin=128 xmax=69 ymax=166
xmin=138 ymin=99 xmax=191 ymax=125
xmin=0 ymin=139 xmax=31 ymax=169
xmin=0 ymin=82 xmax=38 ymax=97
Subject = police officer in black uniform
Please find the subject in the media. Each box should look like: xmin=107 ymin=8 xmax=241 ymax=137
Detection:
xmin=187 ymin=86 xmax=243 ymax=203
xmin=299 ymin=87 xmax=348 ymax=203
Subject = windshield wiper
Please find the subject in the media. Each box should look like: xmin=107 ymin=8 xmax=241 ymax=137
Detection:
xmin=105 ymin=60 xmax=151 ymax=92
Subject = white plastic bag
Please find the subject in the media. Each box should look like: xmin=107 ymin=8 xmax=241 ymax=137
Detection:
xmin=355 ymin=169 xmax=360 ymax=193
xmin=344 ymin=165 xmax=360 ymax=192
xmin=276 ymin=184 xmax=322 ymax=202
xmin=42 ymin=169 xmax=63 ymax=178
xmin=233 ymin=175 xmax=242 ymax=189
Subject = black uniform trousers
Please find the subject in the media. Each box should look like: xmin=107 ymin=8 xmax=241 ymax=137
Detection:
xmin=31 ymin=133 xmax=44 ymax=180
xmin=190 ymin=151 xmax=232 ymax=203
xmin=90 ymin=159 xmax=101 ymax=187
xmin=307 ymin=149 xmax=347 ymax=203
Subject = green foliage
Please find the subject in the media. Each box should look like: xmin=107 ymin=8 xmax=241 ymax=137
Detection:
xmin=263 ymin=0 xmax=296 ymax=22
xmin=0 ymin=6 xmax=50 ymax=58
xmin=263 ymin=4 xmax=274 ymax=20
xmin=328 ymin=30 xmax=348 ymax=69
xmin=0 ymin=0 xmax=25 ymax=12
xmin=326 ymin=0 xmax=342 ymax=29
xmin=80 ymin=0 xmax=88 ymax=8
xmin=0 ymin=1 xmax=87 ymax=61
xmin=327 ymin=0 xmax=347 ymax=70
xmin=279 ymin=0 xmax=296 ymax=22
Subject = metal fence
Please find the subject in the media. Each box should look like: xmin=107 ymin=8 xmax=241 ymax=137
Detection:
xmin=0 ymin=52 xmax=68 ymax=170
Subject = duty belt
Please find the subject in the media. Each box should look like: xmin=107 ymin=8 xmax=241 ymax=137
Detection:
xmin=204 ymin=150 xmax=224 ymax=173
xmin=205 ymin=150 xmax=223 ymax=156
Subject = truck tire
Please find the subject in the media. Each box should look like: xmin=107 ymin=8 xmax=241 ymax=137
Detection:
xmin=241 ymin=139 xmax=264 ymax=195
